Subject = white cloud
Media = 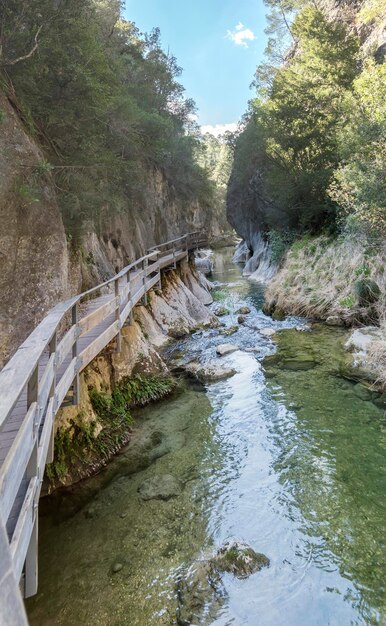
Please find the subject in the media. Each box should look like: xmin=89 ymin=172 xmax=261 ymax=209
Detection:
xmin=226 ymin=22 xmax=256 ymax=48
xmin=201 ymin=123 xmax=238 ymax=138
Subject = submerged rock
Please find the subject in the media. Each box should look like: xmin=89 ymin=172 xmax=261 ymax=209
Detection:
xmin=281 ymin=358 xmax=317 ymax=371
xmin=111 ymin=562 xmax=123 ymax=574
xmin=216 ymin=344 xmax=239 ymax=356
xmin=138 ymin=474 xmax=182 ymax=501
xmin=176 ymin=540 xmax=269 ymax=624
xmin=212 ymin=541 xmax=270 ymax=579
xmin=176 ymin=561 xmax=224 ymax=626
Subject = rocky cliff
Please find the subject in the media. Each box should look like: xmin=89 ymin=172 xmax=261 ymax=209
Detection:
xmin=0 ymin=92 xmax=223 ymax=367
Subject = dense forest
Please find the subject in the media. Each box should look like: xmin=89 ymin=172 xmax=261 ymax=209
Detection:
xmin=228 ymin=0 xmax=386 ymax=246
xmin=0 ymin=0 xmax=220 ymax=240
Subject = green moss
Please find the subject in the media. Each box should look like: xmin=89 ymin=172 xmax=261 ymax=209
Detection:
xmin=46 ymin=375 xmax=178 ymax=486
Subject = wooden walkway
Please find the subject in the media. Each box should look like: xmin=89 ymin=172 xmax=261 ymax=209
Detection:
xmin=0 ymin=231 xmax=207 ymax=624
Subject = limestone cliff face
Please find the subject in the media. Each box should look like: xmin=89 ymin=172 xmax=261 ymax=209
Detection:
xmin=49 ymin=260 xmax=215 ymax=488
xmin=0 ymin=94 xmax=222 ymax=366
xmin=0 ymin=93 xmax=70 ymax=367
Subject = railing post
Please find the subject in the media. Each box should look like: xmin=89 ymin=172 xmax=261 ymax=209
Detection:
xmin=71 ymin=303 xmax=80 ymax=406
xmin=156 ymin=251 xmax=162 ymax=290
xmin=172 ymin=241 xmax=176 ymax=269
xmin=47 ymin=331 xmax=57 ymax=464
xmin=115 ymin=277 xmax=122 ymax=352
xmin=126 ymin=271 xmax=133 ymax=325
xmin=142 ymin=258 xmax=148 ymax=305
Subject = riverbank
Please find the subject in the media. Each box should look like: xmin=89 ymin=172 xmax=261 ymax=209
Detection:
xmin=46 ymin=258 xmax=217 ymax=491
xmin=263 ymin=233 xmax=386 ymax=389
xmin=27 ymin=247 xmax=386 ymax=626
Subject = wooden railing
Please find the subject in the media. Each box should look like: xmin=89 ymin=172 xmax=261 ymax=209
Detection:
xmin=0 ymin=230 xmax=207 ymax=624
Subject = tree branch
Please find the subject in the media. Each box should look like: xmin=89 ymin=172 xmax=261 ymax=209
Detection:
xmin=1 ymin=24 xmax=42 ymax=67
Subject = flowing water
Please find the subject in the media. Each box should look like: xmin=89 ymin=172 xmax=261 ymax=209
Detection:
xmin=27 ymin=248 xmax=386 ymax=626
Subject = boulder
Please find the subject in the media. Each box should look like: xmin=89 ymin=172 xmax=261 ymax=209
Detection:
xmin=215 ymin=306 xmax=230 ymax=317
xmin=138 ymin=474 xmax=182 ymax=501
xmin=211 ymin=541 xmax=270 ymax=579
xmin=176 ymin=539 xmax=269 ymax=624
xmin=260 ymin=328 xmax=276 ymax=338
xmin=237 ymin=315 xmax=246 ymax=324
xmin=219 ymin=326 xmax=238 ymax=337
xmin=216 ymin=344 xmax=239 ymax=356
xmin=236 ymin=306 xmax=251 ymax=315
xmin=185 ymin=361 xmax=236 ymax=383
xmin=345 ymin=327 xmax=382 ymax=355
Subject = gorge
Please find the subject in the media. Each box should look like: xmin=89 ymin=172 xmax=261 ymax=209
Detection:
xmin=0 ymin=0 xmax=385 ymax=624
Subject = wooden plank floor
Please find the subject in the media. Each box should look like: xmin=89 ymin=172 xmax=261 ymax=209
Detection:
xmin=0 ymin=251 xmax=182 ymax=540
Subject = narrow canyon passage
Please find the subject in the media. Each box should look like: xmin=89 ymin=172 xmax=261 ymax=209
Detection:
xmin=26 ymin=249 xmax=386 ymax=626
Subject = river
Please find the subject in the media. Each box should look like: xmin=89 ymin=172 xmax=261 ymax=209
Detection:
xmin=26 ymin=248 xmax=386 ymax=626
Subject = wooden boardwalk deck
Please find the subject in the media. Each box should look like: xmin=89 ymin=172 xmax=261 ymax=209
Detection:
xmin=0 ymin=232 xmax=207 ymax=624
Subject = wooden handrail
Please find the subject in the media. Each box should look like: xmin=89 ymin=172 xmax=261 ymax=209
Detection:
xmin=0 ymin=230 xmax=208 ymax=615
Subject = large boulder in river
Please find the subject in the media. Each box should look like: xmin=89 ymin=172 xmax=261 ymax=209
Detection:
xmin=138 ymin=474 xmax=182 ymax=501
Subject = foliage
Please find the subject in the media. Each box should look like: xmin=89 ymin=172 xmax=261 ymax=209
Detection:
xmin=328 ymin=59 xmax=386 ymax=233
xmin=46 ymin=374 xmax=177 ymax=484
xmin=1 ymin=0 xmax=212 ymax=239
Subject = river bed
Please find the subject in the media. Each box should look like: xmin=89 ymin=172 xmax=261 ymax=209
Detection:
xmin=27 ymin=248 xmax=386 ymax=626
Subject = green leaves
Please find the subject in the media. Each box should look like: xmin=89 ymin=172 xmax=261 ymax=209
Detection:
xmin=3 ymin=0 xmax=212 ymax=237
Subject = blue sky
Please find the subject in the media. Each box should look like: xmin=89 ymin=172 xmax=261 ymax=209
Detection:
xmin=124 ymin=0 xmax=268 ymax=132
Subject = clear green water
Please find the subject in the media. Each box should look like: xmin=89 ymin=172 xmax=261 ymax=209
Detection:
xmin=27 ymin=249 xmax=386 ymax=626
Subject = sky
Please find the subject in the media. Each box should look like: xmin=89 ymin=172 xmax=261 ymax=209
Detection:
xmin=124 ymin=0 xmax=268 ymax=134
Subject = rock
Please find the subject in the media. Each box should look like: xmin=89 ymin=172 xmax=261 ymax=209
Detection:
xmin=112 ymin=563 xmax=123 ymax=573
xmin=263 ymin=354 xmax=281 ymax=367
xmin=281 ymin=358 xmax=317 ymax=371
xmin=168 ymin=323 xmax=190 ymax=339
xmin=198 ymin=365 xmax=236 ymax=382
xmin=176 ymin=539 xmax=269 ymax=624
xmin=215 ymin=306 xmax=230 ymax=317
xmin=236 ymin=306 xmax=251 ymax=315
xmin=138 ymin=474 xmax=182 ymax=501
xmin=345 ymin=327 xmax=382 ymax=355
xmin=219 ymin=326 xmax=238 ymax=337
xmin=176 ymin=561 xmax=224 ymax=626
xmin=260 ymin=328 xmax=276 ymax=338
xmin=211 ymin=541 xmax=270 ymax=579
xmin=237 ymin=315 xmax=246 ymax=324
xmin=216 ymin=344 xmax=239 ymax=356
xmin=326 ymin=315 xmax=345 ymax=327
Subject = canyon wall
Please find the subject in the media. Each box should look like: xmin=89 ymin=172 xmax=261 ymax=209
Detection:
xmin=0 ymin=93 xmax=222 ymax=367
